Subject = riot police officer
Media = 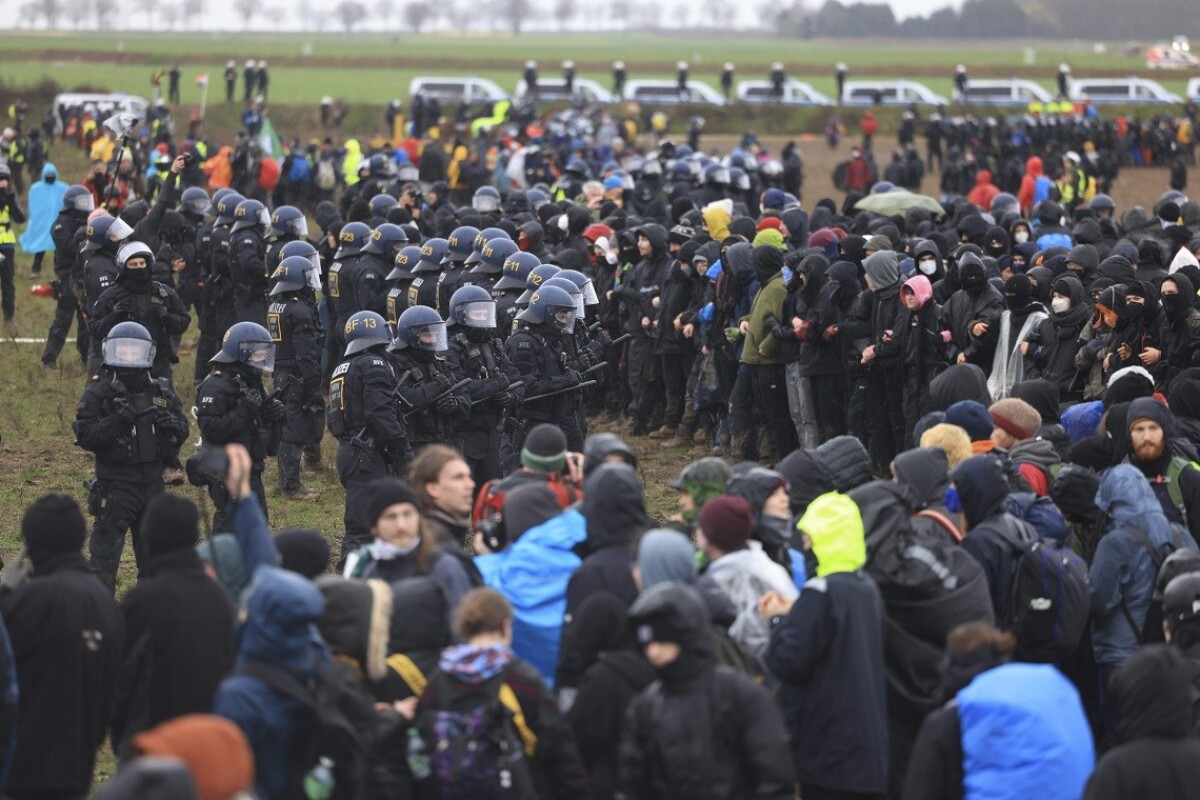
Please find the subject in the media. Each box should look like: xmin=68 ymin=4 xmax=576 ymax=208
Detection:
xmin=191 ymin=188 xmax=233 ymax=380
xmin=326 ymin=220 xmax=371 ymax=360
xmin=76 ymin=213 xmax=135 ymax=319
xmin=195 ymin=321 xmax=286 ymax=531
xmin=41 ymin=184 xmax=94 ymax=369
xmin=265 ymin=204 xmax=308 ymax=277
xmin=542 ymin=276 xmax=588 ymax=448
xmin=268 ymin=255 xmax=324 ymax=500
xmin=89 ymin=240 xmax=190 ymax=380
xmin=173 ymin=186 xmax=208 ymax=344
xmin=73 ymin=321 xmax=188 ymax=590
xmin=229 ymin=198 xmax=271 ymax=325
xmin=385 ymin=245 xmax=423 ymax=325
xmin=437 ymin=225 xmax=480 ymax=314
xmin=513 ymin=263 xmax=563 ymax=333
xmin=206 ymin=191 xmax=244 ymax=347
xmin=504 ymin=285 xmax=581 ymax=453
xmin=445 ymin=285 xmax=522 ymax=485
xmin=389 ymin=305 xmax=471 ymax=451
xmin=466 ymin=235 xmax=518 ymax=294
xmin=355 ymin=222 xmax=408 ymax=318
xmin=328 ymin=310 xmax=409 ymax=564
xmin=491 ymin=251 xmax=540 ymax=335
xmin=407 ymin=237 xmax=449 ymax=312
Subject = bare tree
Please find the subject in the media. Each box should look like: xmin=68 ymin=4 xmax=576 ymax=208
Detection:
xmin=497 ymin=0 xmax=530 ymax=33
xmin=553 ymin=0 xmax=574 ymax=29
xmin=93 ymin=0 xmax=116 ymax=29
xmin=133 ymin=0 xmax=156 ymax=29
xmin=233 ymin=0 xmax=257 ymax=29
xmin=375 ymin=0 xmax=395 ymax=29
xmin=610 ymin=0 xmax=630 ymax=29
xmin=34 ymin=0 xmax=63 ymax=28
xmin=403 ymin=0 xmax=431 ymax=31
xmin=336 ymin=0 xmax=366 ymax=31
xmin=181 ymin=0 xmax=203 ymax=28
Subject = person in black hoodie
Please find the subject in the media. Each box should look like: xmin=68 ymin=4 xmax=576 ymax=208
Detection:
xmin=1010 ymin=378 xmax=1072 ymax=460
xmin=928 ymin=362 xmax=991 ymax=412
xmin=651 ymin=247 xmax=696 ymax=439
xmin=619 ymin=582 xmax=795 ymax=800
xmin=1083 ymin=645 xmax=1200 ymax=800
xmin=804 ymin=259 xmax=858 ymax=440
xmin=1104 ymin=281 xmax=1167 ymax=385
xmin=1023 ymin=274 xmax=1090 ymax=400
xmin=941 ymin=252 xmax=1003 ymax=368
xmin=1159 ymin=273 xmax=1200 ymax=385
xmin=1168 ymin=378 xmax=1200 ymax=452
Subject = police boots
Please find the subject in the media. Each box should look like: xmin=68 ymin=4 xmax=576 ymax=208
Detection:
xmin=277 ymin=443 xmax=319 ymax=501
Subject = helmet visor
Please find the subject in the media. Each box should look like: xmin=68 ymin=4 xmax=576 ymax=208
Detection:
xmin=108 ymin=218 xmax=134 ymax=242
xmin=580 ymin=279 xmax=599 ymax=306
xmin=102 ymin=337 xmax=155 ymax=369
xmin=69 ymin=192 xmax=96 ymax=213
xmin=411 ymin=321 xmax=448 ymax=352
xmin=553 ymin=307 xmax=577 ymax=334
xmin=460 ymin=301 xmax=497 ymax=329
xmin=240 ymin=341 xmax=276 ymax=372
xmin=473 ymin=194 xmax=500 ymax=213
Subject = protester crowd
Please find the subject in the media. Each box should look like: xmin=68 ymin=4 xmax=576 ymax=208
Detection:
xmin=3 ymin=82 xmax=1200 ymax=799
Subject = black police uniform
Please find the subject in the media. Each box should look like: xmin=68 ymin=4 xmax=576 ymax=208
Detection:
xmin=80 ymin=247 xmax=120 ymax=318
xmin=88 ymin=276 xmax=190 ymax=380
xmin=207 ymin=223 xmax=238 ymax=343
xmin=408 ymin=270 xmax=441 ymax=312
xmin=389 ymin=348 xmax=470 ymax=451
xmin=231 ymin=226 xmax=269 ymax=325
xmin=494 ymin=286 xmax=525 ymax=336
xmin=41 ymin=209 xmax=90 ymax=366
xmin=73 ymin=368 xmax=188 ymax=587
xmin=446 ymin=328 xmax=523 ymax=486
xmin=327 ymin=253 xmax=363 ymax=349
xmin=195 ymin=363 xmax=282 ymax=532
xmin=437 ymin=260 xmax=471 ymax=316
xmin=264 ymin=233 xmax=299 ymax=279
xmin=328 ymin=348 xmax=409 ymax=561
xmin=385 ymin=274 xmax=416 ymax=325
xmin=268 ymin=291 xmax=325 ymax=487
xmin=352 ymin=252 xmax=389 ymax=318
xmin=505 ymin=321 xmax=582 ymax=451
xmin=192 ymin=218 xmax=223 ymax=380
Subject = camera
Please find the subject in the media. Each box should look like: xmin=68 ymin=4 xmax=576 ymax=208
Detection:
xmin=185 ymin=444 xmax=228 ymax=486
xmin=181 ymin=152 xmax=195 ymax=167
xmin=474 ymin=514 xmax=508 ymax=553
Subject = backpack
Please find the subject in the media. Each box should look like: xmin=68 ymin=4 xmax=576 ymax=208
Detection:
xmin=289 ymin=154 xmax=311 ymax=185
xmin=1007 ymin=537 xmax=1090 ymax=663
xmin=258 ymin=157 xmax=281 ymax=191
xmin=1119 ymin=522 xmax=1193 ymax=644
xmin=915 ymin=508 xmax=963 ymax=542
xmin=239 ymin=660 xmax=367 ymax=800
xmin=419 ymin=668 xmax=538 ymax=800
xmin=1163 ymin=456 xmax=1200 ymax=528
xmin=832 ymin=160 xmax=849 ymax=191
xmin=710 ymin=625 xmax=765 ymax=684
xmin=315 ymin=159 xmax=338 ymax=191
xmin=471 ymin=473 xmax=580 ymax=527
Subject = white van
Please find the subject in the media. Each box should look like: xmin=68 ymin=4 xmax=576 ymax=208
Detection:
xmin=841 ymin=80 xmax=949 ymax=107
xmin=1068 ymin=77 xmax=1182 ymax=105
xmin=959 ymin=79 xmax=1053 ymax=107
xmin=736 ymin=79 xmax=835 ymax=106
xmin=407 ymin=76 xmax=508 ymax=105
xmin=50 ymin=92 xmax=149 ymax=135
xmin=514 ymin=77 xmax=615 ymax=105
xmin=623 ymin=79 xmax=726 ymax=106
xmin=1187 ymin=78 xmax=1200 ymax=101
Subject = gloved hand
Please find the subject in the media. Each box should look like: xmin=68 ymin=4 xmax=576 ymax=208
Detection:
xmin=562 ymin=368 xmax=582 ymax=386
xmin=434 ymin=370 xmax=454 ymax=388
xmin=112 ymin=397 xmax=137 ymax=424
xmin=494 ymin=370 xmax=510 ymax=390
xmin=240 ymin=388 xmax=264 ymax=414
xmin=265 ymin=399 xmax=288 ymax=422
xmin=435 ymin=395 xmax=459 ymax=416
xmin=111 ymin=300 xmax=132 ymax=317
xmin=153 ymin=302 xmax=170 ymax=319
xmin=500 ymin=391 xmax=518 ymax=410
xmin=763 ymin=314 xmax=787 ymax=341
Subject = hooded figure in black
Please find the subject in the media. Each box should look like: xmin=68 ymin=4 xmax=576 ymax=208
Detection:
xmin=1083 ymin=645 xmax=1200 ymax=800
xmin=893 ymin=446 xmax=960 ymax=540
xmin=618 ymin=583 xmax=795 ymax=800
xmin=1103 ymin=281 xmax=1167 ymax=384
xmin=1097 ymin=254 xmax=1137 ymax=289
xmin=1169 ymin=378 xmax=1200 ymax=451
xmin=1010 ymin=378 xmax=1071 ymax=459
xmin=561 ymin=464 xmax=653 ymax=657
xmin=1064 ymin=243 xmax=1100 ymax=291
xmin=803 ymin=258 xmax=859 ymax=439
xmin=1024 ymin=274 xmax=1090 ymax=400
xmin=941 ymin=252 xmax=1003 ymax=368
xmin=1158 ymin=273 xmax=1200 ymax=385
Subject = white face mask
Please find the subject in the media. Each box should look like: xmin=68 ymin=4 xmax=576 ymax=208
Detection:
xmin=918 ymin=258 xmax=937 ymax=276
xmin=605 ymin=251 xmax=618 ymax=265
xmin=1014 ymin=231 xmax=1030 ymax=244
xmin=1051 ymin=296 xmax=1071 ymax=314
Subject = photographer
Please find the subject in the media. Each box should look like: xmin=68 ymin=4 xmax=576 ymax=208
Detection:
xmin=72 ymin=322 xmax=189 ymax=591
xmin=0 ymin=163 xmax=27 ymax=335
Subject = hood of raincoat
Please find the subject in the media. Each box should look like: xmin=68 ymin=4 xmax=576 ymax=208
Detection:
xmin=893 ymin=447 xmax=951 ymax=509
xmin=1111 ymin=644 xmax=1196 ymax=743
xmin=238 ymin=565 xmax=330 ymax=677
xmin=796 ymin=491 xmax=867 ymax=576
xmin=952 ymin=455 xmax=1009 ymax=530
xmin=580 ymin=463 xmax=652 ymax=554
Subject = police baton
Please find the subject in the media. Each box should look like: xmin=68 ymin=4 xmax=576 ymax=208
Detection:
xmin=402 ymin=378 xmax=471 ymax=420
xmin=470 ymin=379 xmax=523 ymax=406
xmin=581 ymin=361 xmax=608 ymax=376
xmin=523 ymin=379 xmax=598 ymax=404
xmin=604 ymin=333 xmax=631 ymax=349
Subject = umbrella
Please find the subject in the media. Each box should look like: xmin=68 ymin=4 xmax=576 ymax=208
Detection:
xmin=854 ymin=190 xmax=946 ymax=218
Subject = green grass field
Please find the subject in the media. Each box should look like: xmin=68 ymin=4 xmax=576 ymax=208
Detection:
xmin=1 ymin=31 xmax=1193 ymax=105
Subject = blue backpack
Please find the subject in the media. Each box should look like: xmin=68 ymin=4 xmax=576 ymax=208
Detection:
xmin=288 ymin=154 xmax=311 ymax=184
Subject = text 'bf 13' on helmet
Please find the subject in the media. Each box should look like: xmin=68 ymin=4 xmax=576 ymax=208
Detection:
xmin=394 ymin=305 xmax=448 ymax=352
xmin=335 ymin=221 xmax=371 ymax=259
xmin=271 ymin=255 xmax=321 ymax=296
xmin=86 ymin=215 xmax=134 ymax=250
xmin=493 ymin=251 xmax=541 ymax=291
xmin=518 ymin=284 xmax=576 ymax=333
xmin=212 ymin=321 xmax=276 ymax=372
xmin=102 ymin=321 xmax=155 ymax=369
xmin=270 ymin=205 xmax=308 ymax=238
xmin=343 ymin=310 xmax=391 ymax=355
xmin=449 ymin=285 xmax=497 ymax=329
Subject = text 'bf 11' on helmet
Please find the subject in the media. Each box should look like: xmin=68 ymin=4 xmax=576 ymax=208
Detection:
xmin=335 ymin=221 xmax=371 ymax=259
xmin=467 ymin=226 xmax=511 ymax=265
xmin=394 ymin=305 xmax=448 ymax=352
xmin=102 ymin=321 xmax=155 ymax=369
xmin=493 ymin=251 xmax=541 ymax=291
xmin=271 ymin=255 xmax=320 ymax=296
xmin=231 ymin=199 xmax=270 ymax=234
xmin=212 ymin=321 xmax=276 ymax=372
xmin=388 ymin=245 xmax=424 ymax=281
xmin=449 ymin=285 xmax=497 ymax=329
xmin=343 ymin=310 xmax=391 ymax=355
xmin=472 ymin=186 xmax=501 ymax=213
xmin=472 ymin=238 xmax=520 ymax=275
xmin=270 ymin=205 xmax=308 ymax=238
xmin=444 ymin=226 xmax=481 ymax=264
xmin=413 ymin=237 xmax=450 ymax=274
xmin=363 ymin=223 xmax=409 ymax=256
xmin=518 ymin=284 xmax=576 ymax=333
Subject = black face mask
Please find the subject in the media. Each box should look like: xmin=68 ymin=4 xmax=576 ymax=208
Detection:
xmin=124 ymin=268 xmax=152 ymax=289
xmin=1125 ymin=301 xmax=1146 ymax=321
xmin=1161 ymin=294 xmax=1182 ymax=316
xmin=45 ymin=174 xmax=56 ymax=184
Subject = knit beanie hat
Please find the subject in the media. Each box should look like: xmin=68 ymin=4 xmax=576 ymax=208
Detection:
xmin=946 ymin=400 xmax=995 ymax=442
xmin=141 ymin=494 xmax=201 ymax=556
xmin=521 ymin=423 xmax=568 ymax=472
xmin=751 ymin=228 xmax=786 ymax=250
xmin=762 ymin=188 xmax=787 ymax=210
xmin=275 ymin=529 xmax=331 ymax=579
xmin=134 ymin=715 xmax=255 ymax=800
xmin=366 ymin=478 xmax=419 ymax=531
xmin=989 ymin=397 xmax=1042 ymax=441
xmin=697 ymin=495 xmax=756 ymax=553
xmin=22 ymin=494 xmax=86 ymax=568
xmin=865 ymin=234 xmax=892 ymax=253
xmin=755 ymin=216 xmax=783 ymax=233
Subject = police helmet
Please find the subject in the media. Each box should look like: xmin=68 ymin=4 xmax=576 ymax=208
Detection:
xmin=493 ymin=251 xmax=541 ymax=291
xmin=64 ymin=184 xmax=96 ymax=214
xmin=555 ymin=268 xmax=599 ymax=306
xmin=669 ymin=160 xmax=692 ymax=182
xmin=368 ymin=153 xmax=390 ymax=177
xmin=704 ymin=164 xmax=730 ymax=186
xmin=270 ymin=205 xmax=308 ymax=238
xmin=412 ymin=237 xmax=450 ymax=273
xmin=759 ymin=159 xmax=784 ymax=179
xmin=1156 ymin=549 xmax=1200 ymax=601
xmin=395 ymin=163 xmax=420 ymax=183
xmin=205 ymin=187 xmax=235 ymax=217
xmin=443 ymin=226 xmax=481 ymax=264
xmin=472 ymin=238 xmax=520 ymax=276
xmin=387 ymin=245 xmax=424 ymax=282
xmin=449 ymin=285 xmax=497 ymax=329
xmin=179 ymin=186 xmax=209 ymax=218
xmin=472 ymin=186 xmax=502 ymax=213
xmin=279 ymin=239 xmax=321 ymax=274
xmin=990 ymin=192 xmax=1019 ymax=218
xmin=394 ymin=305 xmax=448 ymax=352
xmin=526 ymin=187 xmax=551 ymax=211
xmin=343 ymin=311 xmax=391 ymax=356
xmin=543 ymin=276 xmax=584 ymax=317
xmin=565 ymin=158 xmax=589 ymax=179
xmin=231 ymin=199 xmax=270 ymax=234
xmin=467 ymin=226 xmax=512 ymax=265
xmin=1090 ymin=194 xmax=1116 ymax=212
xmin=335 ymin=221 xmax=372 ymax=259
xmin=369 ymin=193 xmax=399 ymax=219
xmin=362 ymin=223 xmax=409 ymax=256
xmin=517 ymin=285 xmax=577 ymax=333
xmin=516 ymin=264 xmax=563 ymax=304
xmin=641 ymin=159 xmax=663 ymax=178
xmin=270 ymin=255 xmax=320 ymax=296
xmin=116 ymin=241 xmax=155 ymax=274
xmin=215 ymin=192 xmax=245 ymax=226
xmin=102 ymin=321 xmax=156 ymax=369
xmin=1163 ymin=572 xmax=1200 ymax=635
xmin=728 ymin=167 xmax=750 ymax=192
xmin=211 ymin=321 xmax=275 ymax=372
